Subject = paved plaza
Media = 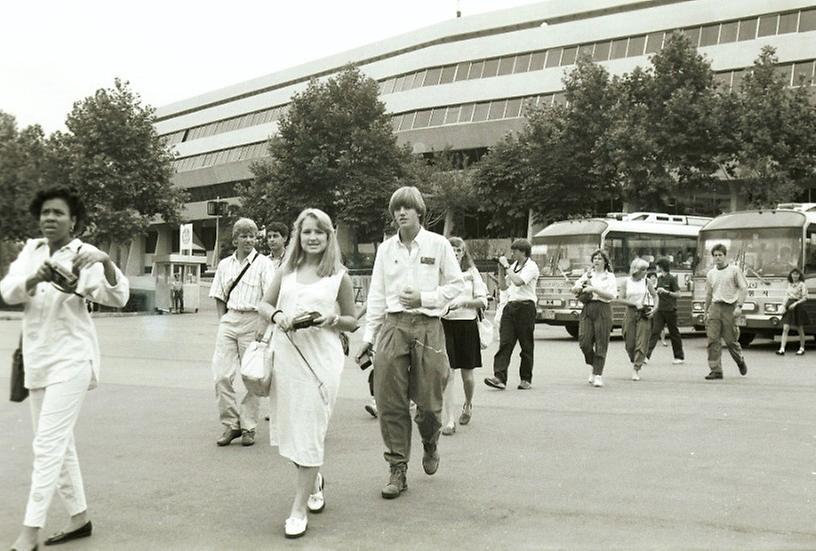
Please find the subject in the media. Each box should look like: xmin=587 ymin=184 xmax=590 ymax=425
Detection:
xmin=1 ymin=306 xmax=815 ymax=550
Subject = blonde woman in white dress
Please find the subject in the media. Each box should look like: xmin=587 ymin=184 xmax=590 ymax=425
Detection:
xmin=258 ymin=208 xmax=357 ymax=539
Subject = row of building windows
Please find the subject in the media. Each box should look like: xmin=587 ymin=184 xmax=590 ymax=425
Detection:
xmin=378 ymin=7 xmax=816 ymax=95
xmin=185 ymin=181 xmax=243 ymax=203
xmin=391 ymin=58 xmax=816 ymax=133
xmin=160 ymin=8 xmax=816 ymax=147
xmin=172 ymin=142 xmax=268 ymax=172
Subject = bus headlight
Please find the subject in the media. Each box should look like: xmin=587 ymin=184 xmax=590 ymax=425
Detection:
xmin=741 ymin=302 xmax=756 ymax=312
xmin=764 ymin=303 xmax=782 ymax=314
xmin=692 ymin=302 xmax=704 ymax=312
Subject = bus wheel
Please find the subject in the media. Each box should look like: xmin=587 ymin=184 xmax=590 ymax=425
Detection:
xmin=738 ymin=332 xmax=755 ymax=347
xmin=565 ymin=324 xmax=580 ymax=339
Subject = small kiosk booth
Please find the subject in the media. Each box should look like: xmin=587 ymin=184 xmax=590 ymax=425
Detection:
xmin=152 ymin=254 xmax=208 ymax=313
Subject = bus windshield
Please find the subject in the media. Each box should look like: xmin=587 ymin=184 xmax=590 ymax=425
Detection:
xmin=696 ymin=228 xmax=802 ymax=277
xmin=605 ymin=232 xmax=699 ymax=274
xmin=532 ymin=235 xmax=600 ymax=277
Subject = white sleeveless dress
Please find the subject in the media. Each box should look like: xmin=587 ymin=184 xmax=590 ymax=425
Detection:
xmin=270 ymin=268 xmax=345 ymax=467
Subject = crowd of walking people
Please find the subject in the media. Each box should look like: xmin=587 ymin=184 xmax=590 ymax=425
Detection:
xmin=2 ymin=185 xmax=811 ymax=548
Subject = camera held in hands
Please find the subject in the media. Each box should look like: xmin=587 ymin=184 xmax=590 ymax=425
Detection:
xmin=357 ymin=350 xmax=373 ymax=370
xmin=291 ymin=311 xmax=321 ymax=330
xmin=577 ymin=280 xmax=593 ymax=304
xmin=48 ymin=260 xmax=78 ymax=289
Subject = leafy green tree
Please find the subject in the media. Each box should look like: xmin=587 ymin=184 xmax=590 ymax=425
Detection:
xmin=609 ymin=32 xmax=723 ymax=210
xmin=51 ymin=78 xmax=186 ymax=247
xmin=718 ymin=46 xmax=816 ymax=206
xmin=241 ymin=66 xmax=410 ymax=253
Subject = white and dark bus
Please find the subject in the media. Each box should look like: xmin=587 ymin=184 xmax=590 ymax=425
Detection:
xmin=531 ymin=212 xmax=710 ymax=338
xmin=691 ymin=203 xmax=816 ymax=346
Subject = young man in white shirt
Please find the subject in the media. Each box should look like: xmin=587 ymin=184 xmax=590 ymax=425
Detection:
xmin=209 ymin=218 xmax=274 ymax=447
xmin=704 ymin=243 xmax=748 ymax=380
xmin=485 ymin=239 xmax=540 ymax=390
xmin=356 ymin=186 xmax=464 ymax=499
xmin=265 ymin=221 xmax=288 ymax=269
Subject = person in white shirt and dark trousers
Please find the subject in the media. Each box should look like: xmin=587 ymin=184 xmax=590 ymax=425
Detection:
xmin=484 ymin=239 xmax=540 ymax=390
xmin=2 ymin=187 xmax=129 ymax=551
xmin=209 ymin=218 xmax=274 ymax=447
xmin=356 ymin=186 xmax=464 ymax=500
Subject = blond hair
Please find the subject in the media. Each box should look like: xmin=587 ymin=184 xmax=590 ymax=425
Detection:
xmin=389 ymin=186 xmax=426 ymax=219
xmin=232 ymin=217 xmax=258 ymax=239
xmin=630 ymin=258 xmax=650 ymax=275
xmin=281 ymin=208 xmax=344 ymax=277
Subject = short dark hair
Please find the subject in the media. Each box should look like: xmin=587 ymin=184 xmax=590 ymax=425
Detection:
xmin=29 ymin=187 xmax=86 ymax=231
xmin=655 ymin=257 xmax=671 ymax=272
xmin=711 ymin=243 xmax=727 ymax=256
xmin=267 ymin=221 xmax=289 ymax=240
xmin=788 ymin=268 xmax=804 ymax=283
xmin=510 ymin=238 xmax=531 ymax=257
xmin=590 ymin=249 xmax=612 ymax=272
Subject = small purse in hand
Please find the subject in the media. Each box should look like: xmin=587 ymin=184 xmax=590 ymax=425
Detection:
xmin=10 ymin=336 xmax=28 ymax=402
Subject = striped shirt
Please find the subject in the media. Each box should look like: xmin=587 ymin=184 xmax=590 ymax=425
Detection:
xmin=209 ymin=249 xmax=274 ymax=311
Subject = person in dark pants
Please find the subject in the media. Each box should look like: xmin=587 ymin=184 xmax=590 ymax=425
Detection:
xmin=484 ymin=239 xmax=540 ymax=390
xmin=646 ymin=257 xmax=685 ymax=364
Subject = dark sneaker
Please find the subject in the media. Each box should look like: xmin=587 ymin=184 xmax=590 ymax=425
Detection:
xmin=737 ymin=360 xmax=747 ymax=376
xmin=705 ymin=371 xmax=723 ymax=380
xmin=484 ymin=377 xmax=506 ymax=390
xmin=217 ymin=427 xmax=242 ymax=446
xmin=241 ymin=429 xmax=255 ymax=447
xmin=381 ymin=465 xmax=407 ymax=499
xmin=517 ymin=380 xmax=532 ymax=390
xmin=422 ymin=443 xmax=439 ymax=475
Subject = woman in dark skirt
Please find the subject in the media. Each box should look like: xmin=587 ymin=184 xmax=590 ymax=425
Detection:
xmin=441 ymin=237 xmax=488 ymax=435
xmin=777 ymin=268 xmax=810 ymax=355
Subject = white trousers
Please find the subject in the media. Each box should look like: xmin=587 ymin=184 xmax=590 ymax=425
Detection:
xmin=212 ymin=310 xmax=260 ymax=431
xmin=24 ymin=362 xmax=92 ymax=528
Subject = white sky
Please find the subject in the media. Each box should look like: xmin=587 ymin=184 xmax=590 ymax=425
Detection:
xmin=1 ymin=0 xmax=537 ymax=133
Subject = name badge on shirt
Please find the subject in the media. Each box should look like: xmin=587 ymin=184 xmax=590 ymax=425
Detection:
xmin=420 ymin=256 xmax=436 ymax=265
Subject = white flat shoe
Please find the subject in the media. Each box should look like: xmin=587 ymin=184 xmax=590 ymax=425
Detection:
xmin=284 ymin=515 xmax=308 ymax=538
xmin=307 ymin=473 xmax=325 ymax=513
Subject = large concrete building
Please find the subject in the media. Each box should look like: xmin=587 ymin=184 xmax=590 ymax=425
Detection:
xmin=140 ymin=0 xmax=816 ymax=276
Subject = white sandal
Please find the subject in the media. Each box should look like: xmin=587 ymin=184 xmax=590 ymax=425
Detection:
xmin=284 ymin=515 xmax=308 ymax=538
xmin=307 ymin=473 xmax=325 ymax=513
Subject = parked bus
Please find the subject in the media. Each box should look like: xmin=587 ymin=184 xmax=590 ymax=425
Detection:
xmin=531 ymin=212 xmax=710 ymax=337
xmin=691 ymin=203 xmax=816 ymax=346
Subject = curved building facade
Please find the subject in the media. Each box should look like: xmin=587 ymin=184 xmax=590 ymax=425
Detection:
xmin=139 ymin=0 xmax=816 ymax=275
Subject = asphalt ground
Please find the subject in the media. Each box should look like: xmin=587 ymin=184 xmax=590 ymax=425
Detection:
xmin=1 ymin=304 xmax=815 ymax=550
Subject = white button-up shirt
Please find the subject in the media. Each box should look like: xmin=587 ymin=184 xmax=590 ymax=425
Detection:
xmin=0 ymin=238 xmax=130 ymax=389
xmin=505 ymin=258 xmax=540 ymax=303
xmin=572 ymin=269 xmax=619 ymax=303
xmin=209 ymin=249 xmax=273 ymax=311
xmin=364 ymin=227 xmax=464 ymax=344
xmin=443 ymin=266 xmax=488 ymax=321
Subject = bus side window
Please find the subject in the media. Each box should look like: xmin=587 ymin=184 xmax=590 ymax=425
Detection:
xmin=806 ymin=224 xmax=816 ymax=273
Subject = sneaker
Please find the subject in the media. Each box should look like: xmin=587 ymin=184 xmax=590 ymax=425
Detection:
xmin=672 ymin=358 xmax=685 ymax=364
xmin=517 ymin=380 xmax=532 ymax=390
xmin=705 ymin=371 xmax=723 ymax=380
xmin=796 ymin=348 xmax=805 ymax=356
xmin=588 ymin=373 xmax=595 ymax=385
xmin=422 ymin=443 xmax=440 ymax=475
xmin=441 ymin=424 xmax=456 ymax=436
xmin=284 ymin=516 xmax=308 ymax=539
xmin=459 ymin=404 xmax=472 ymax=425
xmin=484 ymin=376 xmax=506 ymax=390
xmin=241 ymin=429 xmax=255 ymax=447
xmin=737 ymin=360 xmax=747 ymax=376
xmin=593 ymin=376 xmax=604 ymax=387
xmin=307 ymin=472 xmax=325 ymax=513
xmin=631 ymin=369 xmax=640 ymax=381
xmin=216 ymin=427 xmax=242 ymax=447
xmin=364 ymin=398 xmax=378 ymax=418
xmin=643 ymin=357 xmax=649 ymax=365
xmin=381 ymin=465 xmax=407 ymax=499
xmin=776 ymin=349 xmax=785 ymax=356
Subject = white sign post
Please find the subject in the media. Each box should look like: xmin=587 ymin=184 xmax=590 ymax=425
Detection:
xmin=179 ymin=223 xmax=194 ymax=255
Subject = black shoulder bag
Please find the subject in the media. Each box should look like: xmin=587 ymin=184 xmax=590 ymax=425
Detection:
xmin=10 ymin=336 xmax=28 ymax=402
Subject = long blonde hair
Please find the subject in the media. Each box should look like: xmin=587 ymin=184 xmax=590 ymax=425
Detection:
xmin=281 ymin=208 xmax=344 ymax=277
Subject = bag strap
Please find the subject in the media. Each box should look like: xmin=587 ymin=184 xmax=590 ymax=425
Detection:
xmin=225 ymin=254 xmax=255 ymax=305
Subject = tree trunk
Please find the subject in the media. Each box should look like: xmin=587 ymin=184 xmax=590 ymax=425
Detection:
xmin=443 ymin=210 xmax=455 ymax=237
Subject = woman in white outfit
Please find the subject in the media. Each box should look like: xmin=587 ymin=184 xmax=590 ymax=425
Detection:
xmin=258 ymin=208 xmax=357 ymax=539
xmin=2 ymin=187 xmax=129 ymax=551
xmin=616 ymin=258 xmax=659 ymax=381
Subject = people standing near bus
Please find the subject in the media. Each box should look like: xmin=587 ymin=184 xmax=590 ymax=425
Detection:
xmin=355 ymin=186 xmax=463 ymax=500
xmin=572 ymin=250 xmax=618 ymax=388
xmin=441 ymin=237 xmax=488 ymax=435
xmin=777 ymin=268 xmax=810 ymax=355
xmin=210 ymin=218 xmax=274 ymax=447
xmin=617 ymin=259 xmax=659 ymax=381
xmin=704 ymin=244 xmax=748 ymax=380
xmin=646 ymin=257 xmax=685 ymax=364
xmin=484 ymin=239 xmax=539 ymax=391
xmin=266 ymin=221 xmax=289 ymax=269
xmin=257 ymin=208 xmax=357 ymax=538
xmin=3 ymin=187 xmax=130 ymax=551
